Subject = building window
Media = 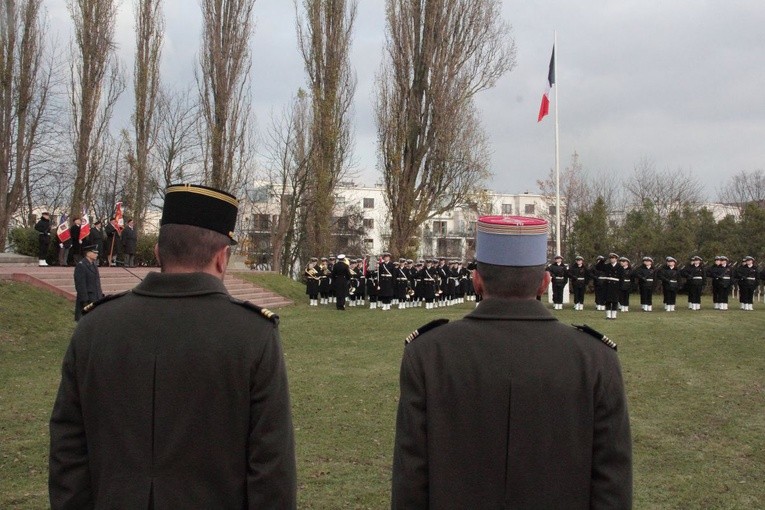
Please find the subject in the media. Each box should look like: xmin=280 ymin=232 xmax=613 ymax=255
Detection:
xmin=524 ymin=204 xmax=535 ymax=214
xmin=549 ymin=205 xmax=557 ymax=215
xmin=433 ymin=220 xmax=447 ymax=235
xmin=363 ymin=218 xmax=374 ymax=229
xmin=363 ymin=197 xmax=375 ymax=209
xmin=501 ymin=203 xmax=512 ymax=215
xmin=365 ymin=238 xmax=374 ymax=250
xmin=253 ymin=213 xmax=270 ymax=231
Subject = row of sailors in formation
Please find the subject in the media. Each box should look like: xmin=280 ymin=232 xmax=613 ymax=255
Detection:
xmin=547 ymin=253 xmax=762 ymax=319
xmin=304 ymin=253 xmax=478 ymax=310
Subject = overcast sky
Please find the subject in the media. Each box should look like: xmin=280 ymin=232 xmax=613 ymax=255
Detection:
xmin=45 ymin=0 xmax=765 ymax=200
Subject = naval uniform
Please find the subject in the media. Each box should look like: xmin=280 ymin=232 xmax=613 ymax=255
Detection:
xmin=682 ymin=263 xmax=705 ymax=306
xmin=546 ymin=262 xmax=568 ymax=305
xmin=567 ymin=263 xmax=588 ymax=306
xmin=50 ymin=271 xmax=296 ymax=509
xmin=658 ymin=265 xmax=680 ymax=306
xmin=392 ymin=298 xmax=632 ymax=509
xmin=736 ymin=264 xmax=759 ymax=306
xmin=635 ymin=265 xmax=657 ymax=307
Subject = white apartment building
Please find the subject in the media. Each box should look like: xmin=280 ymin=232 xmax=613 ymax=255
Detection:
xmin=240 ymin=181 xmax=559 ymax=261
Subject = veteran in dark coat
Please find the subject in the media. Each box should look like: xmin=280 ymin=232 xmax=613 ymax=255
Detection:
xmin=392 ymin=215 xmax=632 ymax=510
xmin=73 ymin=244 xmax=103 ymax=321
xmin=49 ymin=184 xmax=297 ymax=509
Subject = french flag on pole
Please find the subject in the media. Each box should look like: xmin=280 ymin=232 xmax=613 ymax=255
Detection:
xmin=56 ymin=213 xmax=70 ymax=242
xmin=537 ymin=45 xmax=555 ymax=122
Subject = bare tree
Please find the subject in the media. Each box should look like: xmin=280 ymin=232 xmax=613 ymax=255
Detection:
xmin=624 ymin=157 xmax=704 ymax=221
xmin=296 ymin=0 xmax=357 ymax=258
xmin=67 ymin=0 xmax=124 ymax=216
xmin=152 ymin=86 xmax=201 ymax=204
xmin=125 ymin=0 xmax=163 ymax=231
xmin=536 ymin=151 xmax=592 ymax=256
xmin=261 ymin=89 xmax=313 ymax=276
xmin=376 ymin=0 xmax=516 ymax=257
xmin=0 ymin=0 xmax=51 ymax=248
xmin=717 ymin=169 xmax=765 ymax=210
xmin=197 ymin=0 xmax=256 ymax=193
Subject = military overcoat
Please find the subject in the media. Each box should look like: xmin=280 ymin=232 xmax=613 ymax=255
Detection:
xmin=392 ymin=298 xmax=632 ymax=509
xmin=50 ymin=271 xmax=297 ymax=509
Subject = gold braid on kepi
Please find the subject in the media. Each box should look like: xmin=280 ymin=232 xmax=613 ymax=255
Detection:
xmin=404 ymin=319 xmax=449 ymax=345
xmin=572 ymin=324 xmax=618 ymax=351
xmin=162 ymin=184 xmax=239 ymax=244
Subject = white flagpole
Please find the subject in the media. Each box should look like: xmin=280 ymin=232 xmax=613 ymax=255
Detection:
xmin=554 ymin=31 xmax=561 ymax=258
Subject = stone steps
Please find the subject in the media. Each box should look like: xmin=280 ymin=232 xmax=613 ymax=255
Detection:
xmin=0 ymin=265 xmax=292 ymax=309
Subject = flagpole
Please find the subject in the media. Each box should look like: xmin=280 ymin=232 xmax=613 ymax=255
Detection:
xmin=554 ymin=31 xmax=561 ymax=258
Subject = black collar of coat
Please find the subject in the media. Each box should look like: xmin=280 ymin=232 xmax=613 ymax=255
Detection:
xmin=465 ymin=297 xmax=557 ymax=322
xmin=132 ymin=271 xmax=229 ymax=297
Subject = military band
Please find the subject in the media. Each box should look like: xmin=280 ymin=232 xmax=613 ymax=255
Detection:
xmin=303 ymin=252 xmax=762 ymax=313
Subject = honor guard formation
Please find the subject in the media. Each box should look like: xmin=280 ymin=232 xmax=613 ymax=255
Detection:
xmin=305 ymin=250 xmax=761 ymax=317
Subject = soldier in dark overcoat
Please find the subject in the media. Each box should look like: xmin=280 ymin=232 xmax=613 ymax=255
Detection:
xmin=121 ymin=219 xmax=138 ymax=267
xmin=88 ymin=219 xmax=105 ymax=265
xmin=34 ymin=211 xmax=52 ymax=266
xmin=332 ymin=254 xmax=352 ymax=310
xmin=49 ymin=184 xmax=296 ymax=509
xmin=73 ymin=244 xmax=103 ymax=321
xmin=635 ymin=256 xmax=657 ymax=311
xmin=392 ymin=215 xmax=632 ymax=509
xmin=567 ymin=255 xmax=588 ymax=310
xmin=589 ymin=255 xmax=606 ymax=310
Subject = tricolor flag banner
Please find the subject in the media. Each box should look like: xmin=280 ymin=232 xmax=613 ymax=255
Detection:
xmin=112 ymin=201 xmax=124 ymax=233
xmin=56 ymin=213 xmax=70 ymax=242
xmin=537 ymin=45 xmax=556 ymax=122
xmin=79 ymin=209 xmax=91 ymax=240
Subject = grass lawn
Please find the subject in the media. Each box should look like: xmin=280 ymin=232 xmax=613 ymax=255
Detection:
xmin=1 ymin=278 xmax=764 ymax=509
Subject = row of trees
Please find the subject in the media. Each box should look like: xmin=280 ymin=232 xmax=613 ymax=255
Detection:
xmin=536 ymin=153 xmax=765 ymax=265
xmin=1 ymin=0 xmax=516 ymax=266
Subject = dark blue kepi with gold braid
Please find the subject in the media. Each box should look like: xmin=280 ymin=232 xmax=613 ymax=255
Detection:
xmin=162 ymin=184 xmax=239 ymax=244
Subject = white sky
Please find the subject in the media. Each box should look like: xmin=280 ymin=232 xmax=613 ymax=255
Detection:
xmin=45 ymin=0 xmax=765 ymax=200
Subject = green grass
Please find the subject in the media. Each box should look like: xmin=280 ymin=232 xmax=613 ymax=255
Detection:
xmin=2 ymin=279 xmax=764 ymax=509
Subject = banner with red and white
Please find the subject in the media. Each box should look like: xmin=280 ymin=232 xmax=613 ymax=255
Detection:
xmin=79 ymin=209 xmax=91 ymax=240
xmin=538 ymin=46 xmax=556 ymax=122
xmin=56 ymin=213 xmax=70 ymax=242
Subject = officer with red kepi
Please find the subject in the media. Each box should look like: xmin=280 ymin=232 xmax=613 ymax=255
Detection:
xmin=392 ymin=215 xmax=632 ymax=509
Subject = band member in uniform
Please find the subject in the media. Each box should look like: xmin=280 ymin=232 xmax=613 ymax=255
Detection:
xmin=331 ymin=254 xmax=352 ymax=310
xmin=682 ymin=255 xmax=705 ymax=310
xmin=327 ymin=255 xmax=337 ymax=304
xmin=304 ymin=257 xmax=321 ymax=306
xmin=465 ymin=260 xmax=476 ymax=302
xmin=419 ymin=260 xmax=437 ymax=309
xmin=736 ymin=256 xmax=759 ymax=310
xmin=413 ymin=260 xmax=425 ymax=307
xmin=546 ymin=255 xmax=567 ymax=310
xmin=318 ymin=257 xmax=331 ymax=305
xmin=567 ymin=255 xmax=588 ymax=310
xmin=658 ymin=256 xmax=680 ymax=311
xmin=348 ymin=259 xmax=361 ymax=307
xmin=378 ymin=253 xmax=395 ymax=311
xmin=635 ymin=256 xmax=657 ymax=312
xmin=596 ymin=253 xmax=624 ymax=319
xmin=367 ymin=263 xmax=379 ymax=309
xmin=618 ymin=257 xmax=633 ymax=312
xmin=436 ymin=258 xmax=448 ymax=307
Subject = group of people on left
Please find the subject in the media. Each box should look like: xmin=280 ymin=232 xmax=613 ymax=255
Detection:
xmin=304 ymin=254 xmax=477 ymax=311
xmin=33 ymin=212 xmax=138 ymax=268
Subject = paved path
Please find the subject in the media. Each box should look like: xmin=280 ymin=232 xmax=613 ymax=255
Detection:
xmin=0 ymin=264 xmax=292 ymax=309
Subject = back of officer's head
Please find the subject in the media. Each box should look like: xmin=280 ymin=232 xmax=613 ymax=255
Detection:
xmin=474 ymin=215 xmax=549 ymax=299
xmin=476 ymin=262 xmax=546 ymax=299
xmin=157 ymin=184 xmax=239 ymax=271
xmin=157 ymin=224 xmax=230 ymax=271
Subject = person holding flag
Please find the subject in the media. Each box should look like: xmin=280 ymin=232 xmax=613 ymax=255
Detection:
xmin=105 ymin=202 xmax=124 ymax=266
xmin=56 ymin=214 xmax=71 ymax=267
